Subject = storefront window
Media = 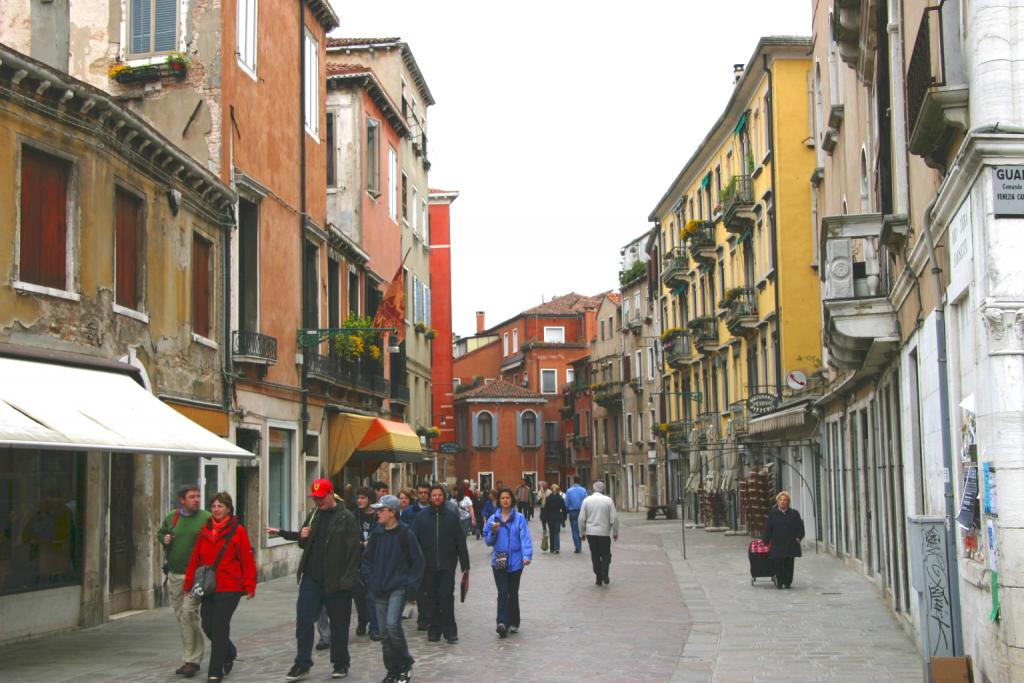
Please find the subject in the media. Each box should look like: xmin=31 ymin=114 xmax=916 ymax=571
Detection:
xmin=0 ymin=450 xmax=83 ymax=595
xmin=268 ymin=428 xmax=293 ymax=530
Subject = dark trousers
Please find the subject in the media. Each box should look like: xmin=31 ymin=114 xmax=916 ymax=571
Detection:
xmin=587 ymin=535 xmax=612 ymax=581
xmin=199 ymin=592 xmax=241 ymax=677
xmin=774 ymin=557 xmax=795 ymax=587
xmin=421 ymin=567 xmax=457 ymax=638
xmin=295 ymin=575 xmax=352 ymax=668
xmin=516 ymin=501 xmax=530 ymax=519
xmin=352 ymin=578 xmax=379 ymax=634
xmin=492 ymin=568 xmax=522 ymax=627
xmin=546 ymin=519 xmax=562 ymax=552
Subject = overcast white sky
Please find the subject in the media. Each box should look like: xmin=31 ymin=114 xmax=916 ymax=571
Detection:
xmin=328 ymin=1 xmax=811 ymax=337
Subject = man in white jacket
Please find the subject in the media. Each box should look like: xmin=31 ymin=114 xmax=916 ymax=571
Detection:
xmin=578 ymin=481 xmax=619 ymax=586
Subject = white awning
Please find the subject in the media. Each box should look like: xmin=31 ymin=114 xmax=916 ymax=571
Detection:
xmin=748 ymin=402 xmax=811 ymax=435
xmin=0 ymin=357 xmax=251 ymax=459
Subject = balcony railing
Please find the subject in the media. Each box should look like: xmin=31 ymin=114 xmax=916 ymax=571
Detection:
xmin=661 ymin=247 xmax=689 ymax=286
xmin=906 ymin=6 xmax=944 ymax=139
xmin=306 ymin=352 xmax=338 ymax=383
xmin=687 ymin=317 xmax=718 ymax=352
xmin=545 ymin=442 xmax=565 ymax=459
xmin=821 ymin=217 xmax=891 ymax=301
xmin=232 ymin=330 xmax=278 ymax=364
xmin=723 ymin=288 xmax=758 ymax=336
xmin=625 ymin=310 xmax=643 ymax=333
xmin=666 ymin=420 xmax=695 ymax=447
xmin=664 ymin=332 xmax=693 ymax=368
xmin=728 ymin=400 xmax=749 ymax=437
xmin=722 ymin=175 xmax=755 ymax=233
xmin=591 ymin=381 xmax=623 ymax=408
xmin=390 ymin=382 xmax=410 ymax=404
xmin=683 ymin=220 xmax=716 ymax=263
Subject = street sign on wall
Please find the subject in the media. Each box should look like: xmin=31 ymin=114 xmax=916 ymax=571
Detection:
xmin=993 ymin=166 xmax=1024 ymax=216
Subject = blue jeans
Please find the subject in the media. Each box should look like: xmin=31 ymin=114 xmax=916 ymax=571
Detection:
xmin=374 ymin=589 xmax=413 ymax=674
xmin=568 ymin=509 xmax=581 ymax=551
xmin=492 ymin=569 xmax=522 ymax=628
xmin=295 ymin=575 xmax=352 ymax=668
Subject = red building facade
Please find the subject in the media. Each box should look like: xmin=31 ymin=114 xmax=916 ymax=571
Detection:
xmin=428 ymin=190 xmax=459 ymax=449
xmin=453 ymin=381 xmax=546 ymax=493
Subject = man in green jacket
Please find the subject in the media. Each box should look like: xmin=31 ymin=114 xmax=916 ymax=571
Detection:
xmin=157 ymin=485 xmax=210 ymax=679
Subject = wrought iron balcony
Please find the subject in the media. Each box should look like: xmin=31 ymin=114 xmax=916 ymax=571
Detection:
xmin=232 ymin=330 xmax=278 ymax=364
xmin=906 ymin=3 xmax=967 ymax=168
xmin=591 ymin=380 xmax=623 ymax=408
xmin=664 ymin=332 xmax=693 ymax=368
xmin=390 ymin=382 xmax=410 ymax=404
xmin=723 ymin=288 xmax=758 ymax=337
xmin=666 ymin=420 xmax=695 ymax=447
xmin=306 ymin=352 xmax=339 ymax=383
xmin=683 ymin=220 xmax=717 ymax=264
xmin=661 ymin=247 xmax=689 ymax=286
xmin=687 ymin=317 xmax=718 ymax=353
xmin=728 ymin=400 xmax=749 ymax=437
xmin=721 ymin=175 xmax=755 ymax=234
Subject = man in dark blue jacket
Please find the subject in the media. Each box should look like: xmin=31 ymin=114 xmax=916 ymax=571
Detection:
xmin=412 ymin=484 xmax=470 ymax=644
xmin=363 ymin=495 xmax=423 ymax=683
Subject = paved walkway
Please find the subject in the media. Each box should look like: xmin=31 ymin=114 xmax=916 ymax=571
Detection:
xmin=0 ymin=513 xmax=922 ymax=682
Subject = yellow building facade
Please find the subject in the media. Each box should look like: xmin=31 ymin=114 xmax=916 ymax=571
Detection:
xmin=649 ymin=37 xmax=821 ymax=530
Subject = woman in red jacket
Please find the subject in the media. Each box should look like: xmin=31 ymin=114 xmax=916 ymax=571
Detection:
xmin=184 ymin=492 xmax=256 ymax=682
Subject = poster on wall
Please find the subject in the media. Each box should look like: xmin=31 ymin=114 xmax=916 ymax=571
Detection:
xmin=986 ymin=519 xmax=999 ymax=572
xmin=982 ymin=462 xmax=997 ymax=516
xmin=955 ymin=465 xmax=979 ymax=530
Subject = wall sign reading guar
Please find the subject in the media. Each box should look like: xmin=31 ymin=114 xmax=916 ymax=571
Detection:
xmin=993 ymin=165 xmax=1024 ymax=216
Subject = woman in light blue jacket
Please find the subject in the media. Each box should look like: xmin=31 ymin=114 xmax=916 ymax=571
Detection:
xmin=484 ymin=487 xmax=533 ymax=638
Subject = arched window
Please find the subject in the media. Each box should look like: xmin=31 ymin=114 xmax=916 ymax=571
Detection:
xmin=519 ymin=410 xmax=538 ymax=447
xmin=474 ymin=412 xmax=495 ymax=448
xmin=859 ymin=148 xmax=871 ymax=212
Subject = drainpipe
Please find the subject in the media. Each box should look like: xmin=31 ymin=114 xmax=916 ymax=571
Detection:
xmin=762 ymin=54 xmax=784 ymax=397
xmin=298 ymin=1 xmax=310 ymax=439
xmin=921 ymin=195 xmax=964 ymax=656
xmin=222 ymin=206 xmax=234 ymax=415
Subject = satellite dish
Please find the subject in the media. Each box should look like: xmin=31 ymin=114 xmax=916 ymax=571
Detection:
xmin=786 ymin=370 xmax=808 ymax=391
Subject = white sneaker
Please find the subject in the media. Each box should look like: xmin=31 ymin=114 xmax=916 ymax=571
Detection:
xmin=508 ymin=625 xmax=519 ymax=634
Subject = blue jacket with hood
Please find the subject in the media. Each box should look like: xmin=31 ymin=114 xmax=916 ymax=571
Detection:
xmin=484 ymin=508 xmax=533 ymax=572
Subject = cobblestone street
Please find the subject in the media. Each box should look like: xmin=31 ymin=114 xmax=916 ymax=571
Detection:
xmin=0 ymin=513 xmax=922 ymax=682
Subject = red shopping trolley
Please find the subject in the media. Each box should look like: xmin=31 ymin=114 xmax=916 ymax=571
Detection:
xmin=748 ymin=539 xmax=775 ymax=586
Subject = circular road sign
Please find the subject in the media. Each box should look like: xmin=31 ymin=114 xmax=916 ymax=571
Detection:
xmin=786 ymin=370 xmax=808 ymax=391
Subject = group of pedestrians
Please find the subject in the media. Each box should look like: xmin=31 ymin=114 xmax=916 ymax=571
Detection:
xmin=159 ymin=476 xmax=624 ymax=683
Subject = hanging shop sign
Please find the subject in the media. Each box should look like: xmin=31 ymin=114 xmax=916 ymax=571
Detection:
xmin=993 ymin=165 xmax=1024 ymax=216
xmin=747 ymin=392 xmax=781 ymax=417
xmin=439 ymin=441 xmax=462 ymax=454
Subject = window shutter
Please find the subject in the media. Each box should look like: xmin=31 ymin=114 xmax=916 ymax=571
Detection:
xmin=20 ymin=147 xmax=69 ymax=289
xmin=425 ymin=286 xmax=431 ymax=326
xmin=516 ymin=411 xmax=523 ymax=446
xmin=154 ymin=0 xmax=177 ymax=52
xmin=492 ymin=412 xmax=498 ymax=447
xmin=115 ymin=189 xmax=142 ymax=309
xmin=472 ymin=412 xmax=479 ymax=448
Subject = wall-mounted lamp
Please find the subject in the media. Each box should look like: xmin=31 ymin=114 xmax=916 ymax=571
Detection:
xmin=167 ymin=188 xmax=182 ymax=215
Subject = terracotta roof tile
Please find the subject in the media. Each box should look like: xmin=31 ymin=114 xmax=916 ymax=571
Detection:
xmin=455 ymin=380 xmax=544 ymax=401
xmin=326 ymin=63 xmax=370 ymax=76
xmin=523 ymin=292 xmax=607 ymax=316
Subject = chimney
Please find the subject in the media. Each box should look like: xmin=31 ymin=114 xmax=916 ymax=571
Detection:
xmin=733 ymin=63 xmax=745 ymax=84
xmin=475 ymin=311 xmax=485 ymax=334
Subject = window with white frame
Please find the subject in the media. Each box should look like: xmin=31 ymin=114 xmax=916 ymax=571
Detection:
xmin=519 ymin=410 xmax=539 ymax=447
xmin=237 ymin=0 xmax=258 ymax=75
xmin=366 ymin=119 xmax=380 ymax=194
xmin=543 ymin=326 xmax=565 ymax=343
xmin=625 ymin=414 xmax=633 ymax=444
xmin=541 ymin=369 xmax=557 ymax=394
xmin=303 ymin=30 xmax=318 ymax=138
xmin=647 ymin=347 xmax=655 ymax=380
xmin=421 ymin=199 xmax=429 ymax=245
xmin=474 ymin=411 xmax=495 ymax=448
xmin=128 ymin=0 xmax=178 ymax=57
xmin=502 ymin=333 xmax=509 ymax=357
xmin=267 ymin=426 xmax=294 ymax=530
xmin=411 ymin=187 xmax=419 ymax=238
xmin=512 ymin=329 xmax=519 ymax=353
xmin=387 ymin=147 xmax=398 ymax=219
xmin=637 ymin=412 xmax=643 ymax=442
xmin=635 ymin=350 xmax=643 ymax=382
xmin=566 ymin=367 xmax=575 ymax=384
xmin=649 ymin=409 xmax=656 ymax=441
xmin=424 ymin=284 xmax=431 ymax=326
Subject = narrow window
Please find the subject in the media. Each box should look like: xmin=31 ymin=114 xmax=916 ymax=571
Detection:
xmin=512 ymin=329 xmax=519 ymax=352
xmin=325 ymin=112 xmax=336 ymax=186
xmin=19 ymin=146 xmax=70 ymax=290
xmin=267 ymin=428 xmax=293 ymax=529
xmin=303 ymin=30 xmax=319 ymax=137
xmin=401 ymin=173 xmax=409 ymax=222
xmin=238 ymin=198 xmax=259 ymax=331
xmin=114 ymin=188 xmax=144 ymax=311
xmin=366 ymin=119 xmax=380 ymax=194
xmin=347 ymin=268 xmax=360 ymax=317
xmin=192 ymin=233 xmax=212 ymax=338
xmin=522 ymin=411 xmax=537 ymax=446
xmin=388 ymin=147 xmax=398 ymax=220
xmin=237 ymin=0 xmax=258 ymax=74
xmin=478 ymin=413 xmax=494 ymax=448
xmin=626 ymin=414 xmax=633 ymax=444
xmin=327 ymin=257 xmax=340 ymax=328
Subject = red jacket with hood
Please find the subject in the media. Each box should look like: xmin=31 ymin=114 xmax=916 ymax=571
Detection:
xmin=183 ymin=516 xmax=257 ymax=595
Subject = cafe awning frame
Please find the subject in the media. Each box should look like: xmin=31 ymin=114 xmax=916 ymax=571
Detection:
xmin=328 ymin=413 xmax=428 ymax=475
xmin=0 ymin=356 xmax=252 ymax=459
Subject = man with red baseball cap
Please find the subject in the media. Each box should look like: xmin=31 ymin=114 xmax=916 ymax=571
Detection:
xmin=268 ymin=479 xmax=360 ymax=680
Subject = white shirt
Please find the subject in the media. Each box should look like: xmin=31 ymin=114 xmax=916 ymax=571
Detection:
xmin=578 ymin=491 xmax=619 ymax=537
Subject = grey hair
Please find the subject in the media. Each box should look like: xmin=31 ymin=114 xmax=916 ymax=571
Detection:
xmin=593 ymin=481 xmax=605 ymax=493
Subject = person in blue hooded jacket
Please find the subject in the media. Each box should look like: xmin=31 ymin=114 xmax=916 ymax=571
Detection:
xmin=361 ymin=495 xmax=424 ymax=683
xmin=484 ymin=488 xmax=533 ymax=638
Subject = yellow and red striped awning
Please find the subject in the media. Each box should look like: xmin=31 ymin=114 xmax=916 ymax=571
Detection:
xmin=327 ymin=413 xmax=426 ymax=475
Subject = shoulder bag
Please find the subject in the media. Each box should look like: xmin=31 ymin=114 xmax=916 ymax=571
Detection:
xmin=191 ymin=522 xmax=238 ymax=598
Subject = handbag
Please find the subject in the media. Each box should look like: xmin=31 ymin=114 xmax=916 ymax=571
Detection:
xmin=541 ymin=531 xmax=549 ymax=552
xmin=191 ymin=522 xmax=238 ymax=598
xmin=493 ymin=518 xmax=510 ymax=570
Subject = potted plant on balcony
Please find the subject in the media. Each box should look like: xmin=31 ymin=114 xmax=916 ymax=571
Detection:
xmin=414 ymin=321 xmax=427 ymax=335
xmin=333 ymin=313 xmax=376 ymax=361
xmin=166 ymin=52 xmax=189 ymax=78
xmin=425 ymin=328 xmax=438 ymax=340
xmin=660 ymin=327 xmax=684 ymax=343
xmin=426 ymin=426 xmax=441 ymax=439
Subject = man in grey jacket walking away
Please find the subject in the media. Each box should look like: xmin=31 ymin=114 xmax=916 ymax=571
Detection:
xmin=578 ymin=481 xmax=619 ymax=586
